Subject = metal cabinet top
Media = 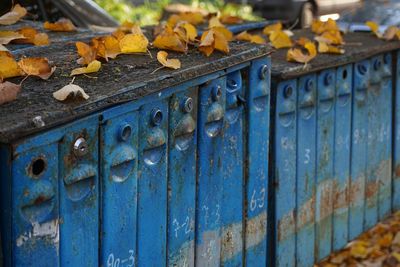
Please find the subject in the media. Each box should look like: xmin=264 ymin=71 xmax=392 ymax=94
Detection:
xmin=0 ymin=22 xmax=270 ymax=143
xmin=270 ymin=29 xmax=400 ymax=81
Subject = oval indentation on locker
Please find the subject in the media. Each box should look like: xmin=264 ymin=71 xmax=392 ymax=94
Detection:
xmin=64 ymin=164 xmax=96 ymax=201
xmin=252 ymin=95 xmax=268 ymax=111
xmin=205 ymin=102 xmax=224 ymax=137
xmin=337 ymin=92 xmax=351 ymax=107
xmin=174 ymin=114 xmax=196 ymax=151
xmin=144 ymin=128 xmax=166 ymax=165
xmin=226 ymin=70 xmax=242 ymax=92
xmin=278 ymin=100 xmax=296 ymax=127
xmin=299 ymin=92 xmax=315 ymax=119
xmin=110 ymin=146 xmax=137 ymax=182
xmin=225 ymin=106 xmax=242 ymax=124
xmin=20 ymin=181 xmax=55 ymax=223
xmin=28 ymin=156 xmax=47 ymax=178
xmin=319 ymin=87 xmax=334 ymax=112
xmin=355 ymin=87 xmax=367 ymax=103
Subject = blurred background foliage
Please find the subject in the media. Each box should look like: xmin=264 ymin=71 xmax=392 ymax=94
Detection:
xmin=94 ymin=0 xmax=260 ymax=25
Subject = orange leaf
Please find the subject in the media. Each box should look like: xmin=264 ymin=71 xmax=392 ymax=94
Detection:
xmin=212 ymin=26 xmax=233 ymax=41
xmin=0 ymin=31 xmax=25 ymax=45
xmin=174 ymin=22 xmax=197 ymax=42
xmin=311 ymin=18 xmax=339 ymax=34
xmin=0 ymin=81 xmax=21 ymax=105
xmin=112 ymin=30 xmax=126 ymax=41
xmin=119 ymin=33 xmax=148 ymax=53
xmin=157 ymin=51 xmax=181 ymax=69
xmin=199 ymin=29 xmax=229 ymax=56
xmin=366 ymin=21 xmax=381 ymax=38
xmin=70 ymin=60 xmax=101 ymax=76
xmin=153 ymin=26 xmax=187 ymax=53
xmin=270 ymin=30 xmax=293 ymax=49
xmin=18 ymin=57 xmax=56 ymax=80
xmin=44 ymin=18 xmax=76 ymax=32
xmin=209 ymin=16 xmax=224 ymax=28
xmin=296 ymin=37 xmax=312 ymax=46
xmin=319 ymin=30 xmax=344 ymax=45
xmin=16 ymin=27 xmax=50 ymax=46
xmin=263 ymin=22 xmax=282 ymax=36
xmin=76 ymin=41 xmax=97 ymax=65
xmin=167 ymin=12 xmax=204 ymax=27
xmin=220 ymin=15 xmax=243 ymax=24
xmin=236 ymin=31 xmax=266 ymax=44
xmin=0 ymin=4 xmax=27 ymax=25
xmin=318 ymin=41 xmax=344 ymax=54
xmin=103 ymin=35 xmax=121 ymax=59
xmin=287 ymin=42 xmax=317 ymax=64
xmin=0 ymin=51 xmax=23 ymax=80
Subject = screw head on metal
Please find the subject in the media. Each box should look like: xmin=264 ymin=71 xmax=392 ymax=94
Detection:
xmin=212 ymin=85 xmax=222 ymax=101
xmin=283 ymin=85 xmax=293 ymax=98
xmin=183 ymin=97 xmax=193 ymax=113
xmin=73 ymin=137 xmax=88 ymax=157
xmin=259 ymin=65 xmax=269 ymax=80
xmin=119 ymin=124 xmax=132 ymax=142
xmin=151 ymin=108 xmax=163 ymax=126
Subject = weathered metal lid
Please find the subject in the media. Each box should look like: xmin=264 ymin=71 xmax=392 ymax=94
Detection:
xmin=0 ymin=27 xmax=270 ymax=143
xmin=270 ymin=29 xmax=400 ymax=80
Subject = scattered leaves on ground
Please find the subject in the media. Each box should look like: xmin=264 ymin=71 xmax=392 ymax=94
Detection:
xmin=53 ymin=81 xmax=89 ymax=101
xmin=156 ymin=51 xmax=181 ymax=69
xmin=44 ymin=18 xmax=77 ymax=32
xmin=269 ymin=30 xmax=293 ymax=49
xmin=199 ymin=28 xmax=230 ymax=56
xmin=15 ymin=27 xmax=50 ymax=46
xmin=317 ymin=212 xmax=400 ymax=267
xmin=119 ymin=33 xmax=149 ymax=53
xmin=312 ymin=18 xmax=340 ymax=34
xmin=236 ymin=31 xmax=266 ymax=44
xmin=0 ymin=4 xmax=27 ymax=25
xmin=366 ymin=21 xmax=382 ymax=38
xmin=18 ymin=57 xmax=56 ymax=80
xmin=263 ymin=22 xmax=283 ymax=36
xmin=287 ymin=42 xmax=317 ymax=64
xmin=0 ymin=81 xmax=21 ymax=105
xmin=70 ymin=60 xmax=101 ymax=76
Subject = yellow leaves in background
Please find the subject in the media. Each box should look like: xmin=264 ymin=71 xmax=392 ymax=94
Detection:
xmin=167 ymin=12 xmax=204 ymax=27
xmin=287 ymin=42 xmax=316 ymax=64
xmin=311 ymin=18 xmax=339 ymax=34
xmin=44 ymin=18 xmax=76 ymax=32
xmin=366 ymin=22 xmax=400 ymax=41
xmin=0 ymin=28 xmax=49 ymax=46
xmin=199 ymin=28 xmax=229 ymax=56
xmin=0 ymin=4 xmax=27 ymax=25
xmin=153 ymin=25 xmax=187 ymax=53
xmin=366 ymin=21 xmax=381 ymax=38
xmin=269 ymin=30 xmax=293 ymax=49
xmin=120 ymin=33 xmax=149 ymax=53
xmin=156 ymin=51 xmax=181 ymax=69
xmin=70 ymin=60 xmax=101 ymax=76
xmin=318 ymin=41 xmax=345 ymax=54
xmin=236 ymin=31 xmax=266 ymax=44
xmin=263 ymin=22 xmax=283 ymax=36
xmin=18 ymin=57 xmax=56 ymax=80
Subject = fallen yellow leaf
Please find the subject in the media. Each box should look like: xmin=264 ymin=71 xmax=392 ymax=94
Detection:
xmin=18 ymin=57 xmax=56 ymax=80
xmin=0 ymin=51 xmax=23 ymax=80
xmin=311 ymin=18 xmax=339 ymax=34
xmin=263 ymin=22 xmax=283 ymax=36
xmin=212 ymin=26 xmax=233 ymax=41
xmin=76 ymin=41 xmax=97 ymax=65
xmin=0 ymin=31 xmax=25 ymax=45
xmin=366 ymin=21 xmax=382 ymax=38
xmin=0 ymin=4 xmax=27 ymax=25
xmin=318 ymin=41 xmax=344 ymax=54
xmin=16 ymin=27 xmax=50 ymax=46
xmin=320 ymin=30 xmax=344 ymax=45
xmin=174 ymin=22 xmax=197 ymax=43
xmin=44 ymin=18 xmax=76 ymax=32
xmin=199 ymin=29 xmax=229 ymax=56
xmin=70 ymin=60 xmax=101 ymax=76
xmin=153 ymin=26 xmax=187 ymax=53
xmin=157 ymin=51 xmax=181 ymax=69
xmin=119 ymin=33 xmax=149 ymax=54
xmin=209 ymin=16 xmax=224 ymax=28
xmin=270 ymin=30 xmax=293 ymax=49
xmin=236 ymin=31 xmax=266 ymax=44
xmin=167 ymin=12 xmax=204 ymax=26
xmin=0 ymin=81 xmax=21 ymax=105
xmin=287 ymin=42 xmax=317 ymax=64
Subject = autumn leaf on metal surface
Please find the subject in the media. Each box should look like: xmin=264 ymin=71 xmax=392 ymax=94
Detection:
xmin=212 ymin=26 xmax=233 ymax=41
xmin=287 ymin=42 xmax=317 ymax=64
xmin=0 ymin=51 xmax=23 ymax=80
xmin=70 ymin=60 xmax=101 ymax=76
xmin=174 ymin=22 xmax=197 ymax=43
xmin=153 ymin=25 xmax=187 ymax=53
xmin=76 ymin=41 xmax=97 ymax=65
xmin=156 ymin=51 xmax=181 ymax=69
xmin=53 ymin=80 xmax=89 ymax=101
xmin=318 ymin=41 xmax=344 ymax=54
xmin=236 ymin=31 xmax=266 ymax=44
xmin=269 ymin=30 xmax=293 ymax=49
xmin=383 ymin=26 xmax=400 ymax=41
xmin=366 ymin=21 xmax=382 ymax=38
xmin=263 ymin=22 xmax=283 ymax=36
xmin=18 ymin=57 xmax=56 ymax=80
xmin=219 ymin=15 xmax=243 ymax=24
xmin=0 ymin=31 xmax=26 ymax=45
xmin=119 ymin=33 xmax=149 ymax=53
xmin=93 ymin=35 xmax=121 ymax=60
xmin=0 ymin=4 xmax=27 ymax=25
xmin=311 ymin=18 xmax=339 ymax=34
xmin=318 ymin=30 xmax=344 ymax=45
xmin=199 ymin=29 xmax=229 ymax=56
xmin=16 ymin=27 xmax=50 ymax=46
xmin=0 ymin=81 xmax=21 ymax=105
xmin=208 ymin=16 xmax=224 ymax=28
xmin=44 ymin=18 xmax=76 ymax=32
xmin=167 ymin=12 xmax=204 ymax=27
xmin=296 ymin=37 xmax=312 ymax=46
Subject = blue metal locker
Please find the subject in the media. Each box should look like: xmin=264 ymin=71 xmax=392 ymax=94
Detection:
xmin=220 ymin=69 xmax=245 ymax=266
xmin=296 ymin=74 xmax=317 ymax=267
xmin=378 ymin=53 xmax=393 ymax=220
xmin=167 ymin=88 xmax=198 ymax=267
xmin=100 ymin=104 xmax=138 ymax=267
xmin=274 ymin=80 xmax=297 ymax=267
xmin=333 ymin=65 xmax=352 ymax=251
xmin=315 ymin=69 xmax=335 ymax=261
xmin=349 ymin=60 xmax=370 ymax=240
xmin=137 ymin=100 xmax=168 ymax=266
xmin=59 ymin=116 xmax=99 ymax=267
xmin=245 ymin=58 xmax=270 ymax=267
xmin=394 ymin=51 xmax=400 ymax=211
xmin=195 ymin=77 xmax=226 ymax=267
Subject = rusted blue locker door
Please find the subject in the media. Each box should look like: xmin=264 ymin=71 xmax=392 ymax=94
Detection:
xmin=245 ymin=58 xmax=270 ymax=266
xmin=365 ymin=56 xmax=383 ymax=229
xmin=167 ymin=88 xmax=197 ymax=267
xmin=378 ymin=53 xmax=393 ymax=220
xmin=100 ymin=104 xmax=138 ymax=267
xmin=274 ymin=80 xmax=297 ymax=267
xmin=349 ymin=60 xmax=369 ymax=240
xmin=296 ymin=74 xmax=317 ymax=267
xmin=333 ymin=65 xmax=352 ymax=251
xmin=2 ymin=138 xmax=59 ymax=267
xmin=315 ymin=69 xmax=335 ymax=261
xmin=137 ymin=100 xmax=168 ymax=266
xmin=59 ymin=116 xmax=99 ymax=266
xmin=394 ymin=51 xmax=400 ymax=211
xmin=220 ymin=69 xmax=244 ymax=266
xmin=195 ymin=77 xmax=225 ymax=267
